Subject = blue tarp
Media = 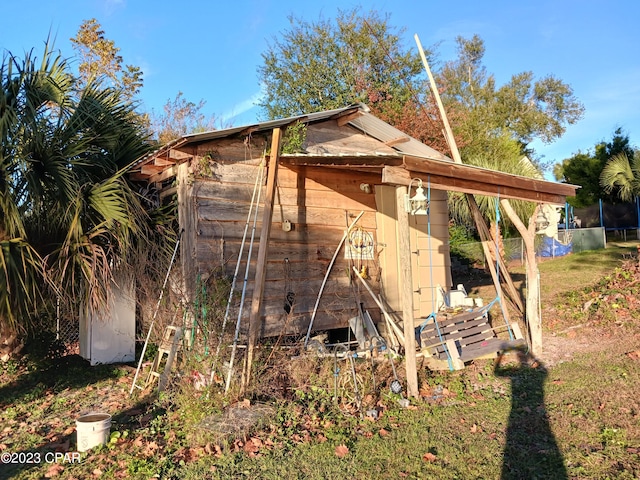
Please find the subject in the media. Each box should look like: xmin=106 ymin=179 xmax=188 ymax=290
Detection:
xmin=538 ymin=235 xmax=572 ymax=257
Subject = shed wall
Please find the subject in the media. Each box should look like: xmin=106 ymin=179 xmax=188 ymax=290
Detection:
xmin=193 ymin=159 xmax=381 ymax=338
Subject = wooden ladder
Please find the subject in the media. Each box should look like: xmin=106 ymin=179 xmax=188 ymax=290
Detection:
xmin=144 ymin=325 xmax=183 ymax=392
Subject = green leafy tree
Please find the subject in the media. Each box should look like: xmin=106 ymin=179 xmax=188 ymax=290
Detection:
xmin=439 ymin=35 xmax=584 ymax=166
xmin=555 ymin=128 xmax=635 ymax=206
xmin=257 ymin=8 xmax=449 ymax=149
xmin=0 ymin=42 xmax=166 ymax=335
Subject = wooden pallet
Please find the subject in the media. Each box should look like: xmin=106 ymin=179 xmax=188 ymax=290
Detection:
xmin=419 ymin=305 xmax=525 ymax=370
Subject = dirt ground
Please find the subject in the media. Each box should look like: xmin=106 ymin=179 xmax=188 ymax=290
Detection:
xmin=540 ymin=323 xmax=637 ymax=367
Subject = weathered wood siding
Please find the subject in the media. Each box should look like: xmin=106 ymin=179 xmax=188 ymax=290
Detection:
xmin=180 ymin=120 xmax=452 ymax=338
xmin=192 ymin=156 xmax=381 ymax=337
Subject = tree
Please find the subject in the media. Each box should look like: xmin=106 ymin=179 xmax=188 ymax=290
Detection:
xmin=70 ymin=18 xmax=143 ymax=100
xmin=151 ymin=92 xmax=220 ymax=144
xmin=439 ymin=35 xmax=584 ymax=167
xmin=257 ymin=8 xmax=449 ymax=149
xmin=258 ymin=13 xmax=583 ymax=355
xmin=71 ymin=19 xmax=220 ymax=144
xmin=556 ymin=128 xmax=635 ymax=206
xmin=600 ymin=149 xmax=640 ymax=202
xmin=0 ymin=42 xmax=165 ymax=337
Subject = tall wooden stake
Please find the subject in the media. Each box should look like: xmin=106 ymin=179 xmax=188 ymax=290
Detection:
xmin=243 ymin=128 xmax=282 ymax=391
xmin=396 ymin=186 xmax=419 ymax=399
xmin=415 ymin=34 xmax=524 ymax=317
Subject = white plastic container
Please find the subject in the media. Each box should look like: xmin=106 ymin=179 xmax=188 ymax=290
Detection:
xmin=76 ymin=413 xmax=112 ymax=452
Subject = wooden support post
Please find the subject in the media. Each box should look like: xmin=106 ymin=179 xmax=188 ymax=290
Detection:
xmin=176 ymin=162 xmax=196 ymax=302
xmin=396 ymin=185 xmax=419 ymax=399
xmin=243 ymin=128 xmax=282 ymax=391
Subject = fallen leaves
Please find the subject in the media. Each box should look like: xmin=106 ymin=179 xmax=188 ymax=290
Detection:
xmin=334 ymin=444 xmax=350 ymax=458
xmin=422 ymin=452 xmax=437 ymax=462
xmin=44 ymin=463 xmax=64 ymax=478
xmin=626 ymin=350 xmax=640 ymax=361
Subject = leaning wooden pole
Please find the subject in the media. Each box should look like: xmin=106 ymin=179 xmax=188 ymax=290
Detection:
xmin=243 ymin=128 xmax=282 ymax=392
xmin=415 ymin=34 xmax=524 ymax=317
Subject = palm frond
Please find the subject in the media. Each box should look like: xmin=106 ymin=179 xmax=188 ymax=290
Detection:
xmin=600 ymin=153 xmax=640 ymax=202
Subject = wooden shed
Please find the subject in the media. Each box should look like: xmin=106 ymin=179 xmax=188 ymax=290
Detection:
xmin=131 ymin=103 xmax=577 ymax=353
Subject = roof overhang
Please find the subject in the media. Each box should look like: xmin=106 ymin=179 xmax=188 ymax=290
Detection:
xmin=279 ymin=155 xmax=578 ymax=205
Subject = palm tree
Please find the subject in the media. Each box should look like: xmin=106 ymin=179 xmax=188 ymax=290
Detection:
xmin=600 ymin=152 xmax=640 ymax=202
xmin=0 ymin=42 xmax=165 ymax=338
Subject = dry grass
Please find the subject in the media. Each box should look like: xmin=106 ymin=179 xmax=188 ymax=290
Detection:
xmin=2 ymin=242 xmax=640 ymax=479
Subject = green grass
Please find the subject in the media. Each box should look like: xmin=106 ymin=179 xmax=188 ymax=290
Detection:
xmin=2 ymin=244 xmax=640 ymax=479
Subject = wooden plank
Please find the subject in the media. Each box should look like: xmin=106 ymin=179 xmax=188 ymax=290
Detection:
xmin=195 ymin=238 xmax=359 ymax=265
xmin=196 ymin=200 xmax=377 ymax=228
xmin=149 ymin=166 xmax=177 ymax=184
xmin=283 ymin=155 xmax=400 ymax=167
xmin=195 ymin=138 xmax=269 ymax=164
xmin=168 ymin=149 xmax=194 ymax=161
xmin=141 ymin=164 xmax=165 ymax=175
xmin=375 ymin=186 xmax=401 ymax=312
xmin=159 ymin=186 xmax=177 ymax=199
xmin=385 ymin=136 xmax=410 ymax=147
xmin=195 ymin=181 xmax=377 ymax=211
xmin=177 ymin=162 xmax=196 ymax=301
xmin=459 ymin=338 xmax=526 ymax=362
xmin=197 ymin=220 xmax=346 ymax=244
xmin=278 ymin=165 xmax=382 ymax=192
xmin=382 ymin=163 xmax=573 ymax=205
xmin=246 ymin=130 xmax=281 ymax=388
xmin=153 ymin=157 xmax=176 ymax=167
xmin=382 ymin=165 xmax=411 ymax=185
xmin=336 ymin=111 xmax=363 ymax=126
xmin=396 ymin=185 xmax=419 ymax=399
xmin=404 ymin=156 xmax=577 ymax=198
xmin=404 ymin=159 xmax=573 ymax=204
xmin=422 ymin=316 xmax=488 ymax=338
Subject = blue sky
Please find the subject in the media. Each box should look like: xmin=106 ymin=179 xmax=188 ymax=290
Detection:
xmin=1 ymin=0 xmax=638 ymax=177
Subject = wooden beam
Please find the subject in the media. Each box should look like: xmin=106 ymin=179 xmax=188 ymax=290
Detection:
xmin=140 ymin=164 xmax=166 ymax=176
xmin=244 ymin=128 xmax=282 ymax=390
xmin=336 ymin=110 xmax=363 ymax=126
xmin=383 ymin=164 xmax=573 ymax=204
xmin=281 ymin=155 xmax=403 ymax=168
xmin=149 ymin=166 xmax=177 ymax=184
xmin=404 ymin=156 xmax=577 ymax=199
xmin=167 ymin=149 xmax=193 ymax=161
xmin=396 ymin=185 xmax=419 ymax=399
xmin=176 ymin=163 xmax=196 ymax=302
xmin=384 ymin=136 xmax=411 ymax=147
xmin=159 ymin=186 xmax=177 ymax=200
xmin=153 ymin=157 xmax=176 ymax=167
xmin=382 ymin=165 xmax=411 ymax=185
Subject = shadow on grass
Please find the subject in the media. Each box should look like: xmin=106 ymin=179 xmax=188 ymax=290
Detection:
xmin=0 ymin=355 xmax=157 ymax=479
xmin=0 ymin=355 xmax=124 ymax=408
xmin=494 ymin=350 xmax=567 ymax=480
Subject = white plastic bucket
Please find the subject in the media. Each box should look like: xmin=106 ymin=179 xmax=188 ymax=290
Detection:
xmin=76 ymin=413 xmax=112 ymax=452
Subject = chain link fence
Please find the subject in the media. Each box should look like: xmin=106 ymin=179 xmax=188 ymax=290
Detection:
xmin=455 ymin=227 xmax=608 ymax=267
xmin=54 ymin=298 xmax=80 ymax=355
